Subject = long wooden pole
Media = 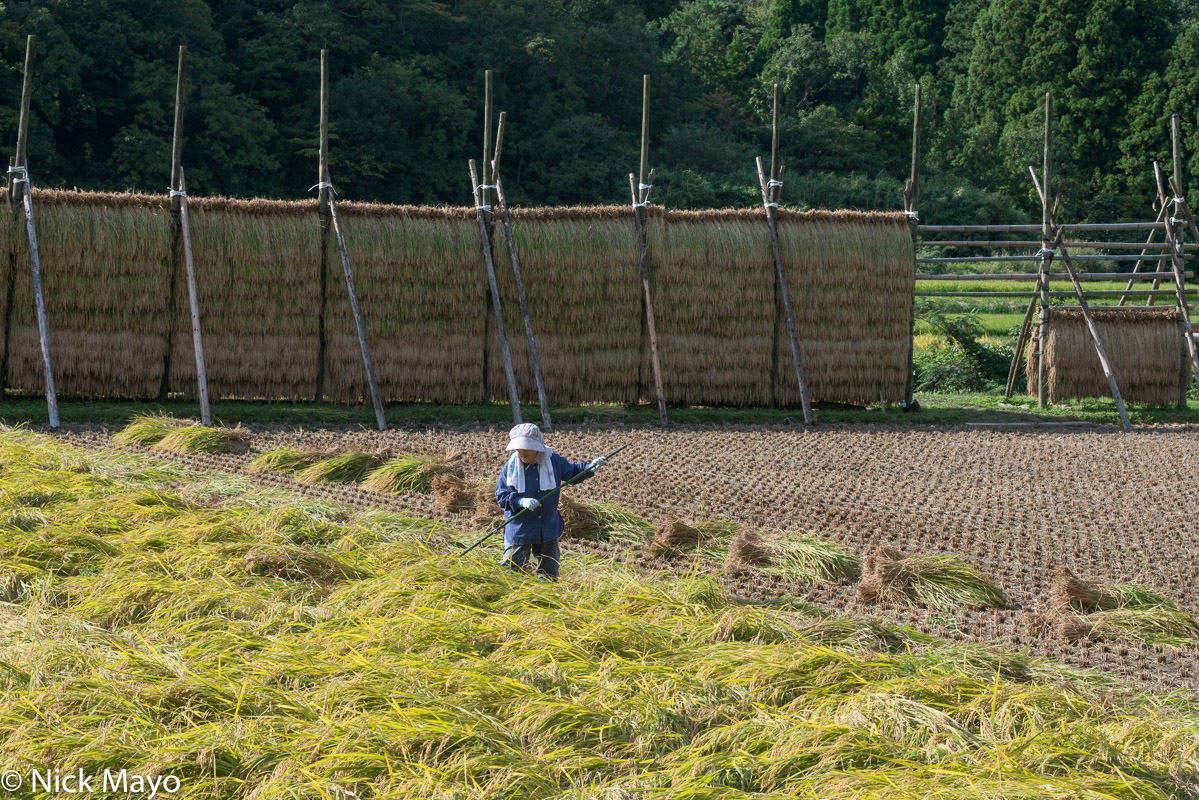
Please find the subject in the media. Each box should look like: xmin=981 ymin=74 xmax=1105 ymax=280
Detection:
xmin=1112 ymin=203 xmax=1170 ymax=307
xmin=11 ymin=35 xmax=34 ymax=216
xmin=471 ymin=159 xmax=522 ymax=424
xmin=903 ymin=84 xmax=921 ymax=407
xmin=18 ymin=177 xmax=57 ymax=429
xmin=1165 ymin=175 xmax=1199 ymax=403
xmin=757 ymin=156 xmax=813 ymax=424
xmin=9 ymin=36 xmax=57 ymax=428
xmin=483 ymin=70 xmax=494 ymax=215
xmin=326 ymin=180 xmax=386 ymax=431
xmin=1050 ymin=227 xmax=1132 ymax=432
xmin=769 ymin=83 xmax=781 ymax=204
xmin=496 ymin=175 xmax=552 ymax=431
xmin=170 ymin=47 xmax=187 ymax=219
xmin=633 ymin=73 xmax=667 ymax=425
xmin=1037 ymin=92 xmax=1052 ymax=408
xmin=176 ymin=167 xmax=211 ymax=425
xmin=314 ymin=49 xmax=331 ymax=401
xmin=631 ymin=173 xmax=667 ymax=425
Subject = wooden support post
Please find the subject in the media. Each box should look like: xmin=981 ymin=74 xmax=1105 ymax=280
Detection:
xmin=769 ymin=83 xmax=781 ymax=204
xmin=757 ymin=156 xmax=813 ymax=425
xmin=1116 ymin=203 xmax=1167 ymax=306
xmin=903 ymin=83 xmax=921 ymax=407
xmin=471 ymin=159 xmax=522 ymax=425
xmin=1037 ymin=92 xmax=1052 ymax=409
xmin=326 ymin=178 xmax=387 ymax=431
xmin=176 ymin=167 xmax=211 ymax=426
xmin=17 ymin=176 xmax=57 ymax=428
xmin=8 ymin=36 xmax=57 ymax=428
xmin=1165 ymin=175 xmax=1199 ymax=403
xmin=1050 ymin=228 xmax=1132 ymax=432
xmin=633 ymin=73 xmax=667 ymax=425
xmin=11 ymin=35 xmax=34 ymax=216
xmin=631 ymin=171 xmax=667 ymax=425
xmin=1149 ymin=163 xmax=1173 ymax=306
xmin=314 ymin=49 xmax=331 ymax=401
xmin=483 ymin=70 xmax=494 ymax=218
xmin=496 ymin=175 xmax=552 ymax=431
xmin=170 ymin=47 xmax=187 ymax=220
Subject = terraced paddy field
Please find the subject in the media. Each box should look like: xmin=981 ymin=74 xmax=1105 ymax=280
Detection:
xmin=4 ymin=423 xmax=1199 ymax=798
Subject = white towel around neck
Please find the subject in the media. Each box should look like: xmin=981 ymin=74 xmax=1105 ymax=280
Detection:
xmin=504 ymin=451 xmax=557 ymax=494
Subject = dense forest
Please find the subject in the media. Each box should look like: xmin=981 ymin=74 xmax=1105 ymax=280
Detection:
xmin=2 ymin=0 xmax=1198 ymax=222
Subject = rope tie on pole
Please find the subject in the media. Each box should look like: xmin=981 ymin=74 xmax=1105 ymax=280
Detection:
xmin=767 ymin=179 xmax=783 ymax=188
xmin=764 ymin=202 xmax=779 ymax=209
xmin=905 ymin=210 xmax=919 ymax=222
xmin=1036 ymin=248 xmax=1055 ymax=258
xmin=169 ymin=189 xmax=186 ymax=198
xmin=8 ymin=165 xmax=28 ymax=184
xmin=307 ymin=181 xmax=335 ymax=195
xmin=632 ymin=201 xmax=648 ymax=209
xmin=638 ymin=183 xmax=652 ymax=191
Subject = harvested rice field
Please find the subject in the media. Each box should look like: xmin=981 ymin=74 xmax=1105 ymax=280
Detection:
xmin=48 ymin=419 xmax=1199 ymax=696
xmin=7 ymin=420 xmax=1199 ymax=797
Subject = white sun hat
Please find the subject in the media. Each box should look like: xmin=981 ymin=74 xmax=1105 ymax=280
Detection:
xmin=506 ymin=422 xmax=549 ymax=453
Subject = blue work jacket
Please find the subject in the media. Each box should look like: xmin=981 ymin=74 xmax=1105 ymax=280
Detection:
xmin=495 ymin=453 xmax=594 ymax=545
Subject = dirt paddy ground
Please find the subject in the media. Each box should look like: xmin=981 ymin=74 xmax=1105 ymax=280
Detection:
xmin=57 ymin=421 xmax=1199 ymax=692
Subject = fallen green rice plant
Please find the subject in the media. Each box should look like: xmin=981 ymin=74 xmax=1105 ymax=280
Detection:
xmin=153 ymin=423 xmax=249 ymax=455
xmin=296 ymin=452 xmax=387 ymax=485
xmin=856 ymin=546 xmax=1006 ymax=610
xmin=244 ymin=448 xmax=326 ymax=474
xmin=766 ymin=533 xmax=862 ymax=584
xmin=112 ymin=413 xmax=190 ymax=447
xmin=362 ymin=454 xmax=457 ymax=494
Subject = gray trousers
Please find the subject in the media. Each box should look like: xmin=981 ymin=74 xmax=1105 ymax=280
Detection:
xmin=502 ymin=538 xmax=561 ymax=580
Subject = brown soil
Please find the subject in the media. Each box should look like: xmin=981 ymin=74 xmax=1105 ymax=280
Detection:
xmin=54 ymin=422 xmax=1199 ymax=692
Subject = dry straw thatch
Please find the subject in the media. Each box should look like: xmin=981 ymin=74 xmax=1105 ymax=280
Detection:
xmin=1027 ymin=306 xmax=1187 ymax=406
xmin=0 ymin=190 xmax=912 ymax=405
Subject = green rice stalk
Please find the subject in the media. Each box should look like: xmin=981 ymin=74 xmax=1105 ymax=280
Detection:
xmin=766 ymin=534 xmax=862 ymax=584
xmin=154 ymin=425 xmax=248 ymax=455
xmin=362 ymin=455 xmax=454 ymax=494
xmin=113 ymin=414 xmax=190 ymax=447
xmin=296 ymin=452 xmax=386 ymax=485
xmin=1085 ymin=608 xmax=1199 ymax=647
xmin=245 ymin=449 xmax=326 ymax=475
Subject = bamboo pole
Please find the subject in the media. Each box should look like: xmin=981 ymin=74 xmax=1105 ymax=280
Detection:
xmin=1149 ymin=163 xmax=1172 ymax=306
xmin=471 ymin=159 xmax=522 ymax=425
xmin=314 ymin=49 xmax=331 ymax=401
xmin=630 ymin=172 xmax=667 ymax=425
xmin=495 ymin=175 xmax=552 ymax=431
xmin=918 ymin=253 xmax=1181 ymax=263
xmin=917 ymin=289 xmax=1193 ymax=297
xmin=1117 ymin=204 xmax=1168 ymax=306
xmin=1050 ymin=226 xmax=1132 ymax=432
xmin=1005 ymin=290 xmax=1038 ymax=397
xmin=175 ymin=167 xmax=211 ymax=426
xmin=918 ymin=271 xmax=1190 ymax=281
xmin=903 ymin=83 xmax=921 ymax=408
xmin=918 ymin=222 xmax=1166 ymax=232
xmin=1165 ymin=175 xmax=1199 ymax=403
xmin=170 ymin=47 xmax=187 ymax=219
xmin=483 ymin=70 xmax=494 ymax=215
xmin=756 ymin=156 xmax=813 ymax=424
xmin=1037 ymin=92 xmax=1052 ymax=408
xmin=10 ymin=35 xmax=33 ymax=216
xmin=15 ymin=173 xmax=58 ymax=428
xmin=632 ymin=72 xmax=667 ymax=425
xmin=326 ymin=178 xmax=387 ymax=431
xmin=769 ymin=83 xmax=781 ymax=204
xmin=915 ymin=239 xmax=1191 ymax=249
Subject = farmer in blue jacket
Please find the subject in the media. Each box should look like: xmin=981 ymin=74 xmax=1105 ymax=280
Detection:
xmin=495 ymin=422 xmax=605 ymax=580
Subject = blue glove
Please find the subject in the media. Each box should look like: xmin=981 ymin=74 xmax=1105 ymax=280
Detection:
xmin=589 ymin=456 xmax=607 ymax=470
xmin=517 ymin=497 xmax=541 ymax=510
